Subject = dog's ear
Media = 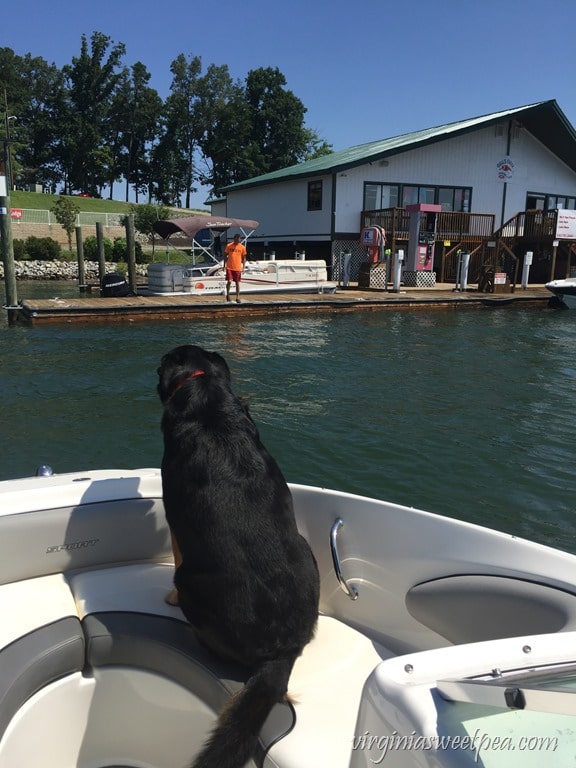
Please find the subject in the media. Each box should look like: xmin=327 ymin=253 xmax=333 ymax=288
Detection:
xmin=157 ymin=354 xmax=176 ymax=404
xmin=205 ymin=350 xmax=231 ymax=382
xmin=157 ymin=347 xmax=192 ymax=403
xmin=238 ymin=396 xmax=255 ymax=422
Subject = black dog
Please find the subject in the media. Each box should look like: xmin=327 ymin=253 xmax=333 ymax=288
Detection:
xmin=157 ymin=345 xmax=320 ymax=768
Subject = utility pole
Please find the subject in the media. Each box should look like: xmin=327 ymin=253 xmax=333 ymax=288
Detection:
xmin=0 ymin=89 xmax=18 ymax=325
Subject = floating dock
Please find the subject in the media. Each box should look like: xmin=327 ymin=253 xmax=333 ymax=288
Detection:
xmin=15 ymin=285 xmax=553 ymax=326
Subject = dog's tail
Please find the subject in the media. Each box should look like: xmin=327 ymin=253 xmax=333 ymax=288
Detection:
xmin=190 ymin=657 xmax=294 ymax=768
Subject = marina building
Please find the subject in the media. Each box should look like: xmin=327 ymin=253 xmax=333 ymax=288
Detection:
xmin=211 ymin=100 xmax=576 ymax=284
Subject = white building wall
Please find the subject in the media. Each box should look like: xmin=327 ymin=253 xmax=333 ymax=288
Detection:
xmin=510 ymin=131 xmax=576 ymax=201
xmin=209 ymin=199 xmax=227 ymax=218
xmin=218 ymin=124 xmax=576 ymax=242
xmin=334 ymin=125 xmax=576 ymax=232
xmin=224 ymin=176 xmax=333 ymax=242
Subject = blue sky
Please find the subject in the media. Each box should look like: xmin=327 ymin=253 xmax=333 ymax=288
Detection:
xmin=4 ymin=0 xmax=576 ymax=207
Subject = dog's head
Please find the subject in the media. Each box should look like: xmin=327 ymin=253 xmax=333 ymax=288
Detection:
xmin=157 ymin=345 xmax=231 ymax=405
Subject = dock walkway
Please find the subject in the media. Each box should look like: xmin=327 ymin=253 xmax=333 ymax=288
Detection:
xmin=15 ymin=285 xmax=553 ymax=326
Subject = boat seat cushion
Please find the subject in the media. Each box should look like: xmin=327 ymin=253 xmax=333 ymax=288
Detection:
xmin=82 ymin=611 xmax=294 ymax=758
xmin=0 ymin=619 xmax=85 ymax=743
xmin=0 ymin=575 xmax=84 ymax=743
xmin=406 ymin=574 xmax=576 ymax=644
xmin=72 ymin=564 xmax=390 ymax=768
xmin=69 ymin=563 xmax=294 ymax=760
xmin=266 ymin=615 xmax=388 ymax=768
xmin=0 ymin=564 xmax=388 ymax=768
xmin=0 ymin=565 xmax=294 ymax=762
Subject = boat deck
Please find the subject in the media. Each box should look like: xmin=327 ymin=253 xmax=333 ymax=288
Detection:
xmin=15 ymin=284 xmax=553 ymax=325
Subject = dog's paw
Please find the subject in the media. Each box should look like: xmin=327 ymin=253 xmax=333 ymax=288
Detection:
xmin=165 ymin=586 xmax=180 ymax=606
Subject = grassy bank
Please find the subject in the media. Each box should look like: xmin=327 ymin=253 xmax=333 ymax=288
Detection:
xmin=9 ymin=190 xmax=208 ymax=216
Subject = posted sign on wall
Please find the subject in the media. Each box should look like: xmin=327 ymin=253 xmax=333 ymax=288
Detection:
xmin=555 ymin=210 xmax=576 ymax=240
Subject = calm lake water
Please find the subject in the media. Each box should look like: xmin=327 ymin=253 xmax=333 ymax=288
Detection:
xmin=2 ymin=281 xmax=576 ymax=554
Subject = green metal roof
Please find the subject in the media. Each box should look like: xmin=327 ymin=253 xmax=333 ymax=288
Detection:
xmin=222 ymin=100 xmax=576 ymax=192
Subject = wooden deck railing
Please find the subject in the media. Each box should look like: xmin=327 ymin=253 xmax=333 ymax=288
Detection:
xmin=361 ymin=208 xmax=409 ymax=237
xmin=496 ymin=210 xmax=558 ymax=240
xmin=360 ymin=209 xmax=495 ymax=243
xmin=436 ymin=211 xmax=495 ymax=240
xmin=359 ymin=207 xmax=567 ymax=284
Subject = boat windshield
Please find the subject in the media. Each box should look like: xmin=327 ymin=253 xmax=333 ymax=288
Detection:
xmin=437 ymin=661 xmax=576 ymax=713
xmin=432 ymin=663 xmax=576 ymax=766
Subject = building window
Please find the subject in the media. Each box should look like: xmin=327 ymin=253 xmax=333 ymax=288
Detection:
xmin=307 ymin=181 xmax=323 ymax=211
xmin=452 ymin=187 xmax=470 ymax=213
xmin=526 ymin=192 xmax=576 ymax=210
xmin=364 ymin=183 xmax=471 ymax=212
xmin=364 ymin=183 xmax=400 ymax=210
xmin=437 ymin=187 xmax=455 ymax=210
xmin=402 ymin=186 xmax=435 ymax=206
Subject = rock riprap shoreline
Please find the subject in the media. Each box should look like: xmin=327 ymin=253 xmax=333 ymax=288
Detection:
xmin=0 ymin=261 xmax=148 ymax=280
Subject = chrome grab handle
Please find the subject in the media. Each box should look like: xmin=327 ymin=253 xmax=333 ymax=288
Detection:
xmin=330 ymin=518 xmax=358 ymax=600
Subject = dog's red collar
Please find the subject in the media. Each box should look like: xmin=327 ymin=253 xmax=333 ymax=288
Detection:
xmin=168 ymin=369 xmax=205 ymax=399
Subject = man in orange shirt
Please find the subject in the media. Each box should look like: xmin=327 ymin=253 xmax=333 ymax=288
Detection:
xmin=224 ymin=234 xmax=247 ymax=303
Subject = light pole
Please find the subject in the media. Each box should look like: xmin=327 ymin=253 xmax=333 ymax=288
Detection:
xmin=1 ymin=90 xmax=18 ymax=324
xmin=4 ymin=113 xmax=16 ymax=190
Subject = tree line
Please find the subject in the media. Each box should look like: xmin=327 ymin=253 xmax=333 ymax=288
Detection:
xmin=0 ymin=32 xmax=332 ymax=207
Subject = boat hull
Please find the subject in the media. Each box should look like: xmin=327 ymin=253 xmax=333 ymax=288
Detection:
xmin=146 ymin=259 xmax=337 ymax=296
xmin=545 ymin=278 xmax=576 ymax=307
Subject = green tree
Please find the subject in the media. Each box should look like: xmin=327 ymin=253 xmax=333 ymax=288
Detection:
xmin=61 ymin=32 xmax=126 ymax=195
xmin=300 ymin=129 xmax=334 ymax=162
xmin=130 ymin=202 xmax=170 ymax=254
xmin=245 ymin=67 xmax=331 ymax=171
xmin=0 ymin=48 xmax=22 ymax=102
xmin=2 ymin=43 xmax=332 ymax=204
xmin=197 ymin=66 xmax=333 ymax=195
xmin=108 ymin=62 xmax=163 ymax=203
xmin=0 ymin=48 xmax=65 ymax=192
xmin=51 ymin=197 xmax=79 ymax=251
xmin=149 ymin=130 xmax=187 ymax=206
xmin=111 ymin=236 xmax=143 ymax=263
xmin=20 ymin=59 xmax=67 ymax=192
xmin=23 ymin=236 xmax=61 ymax=261
xmin=83 ymin=234 xmax=113 ymax=260
xmin=195 ymin=65 xmax=254 ymax=192
xmin=160 ymin=54 xmax=203 ymax=208
xmin=0 ymin=49 xmax=27 ymax=188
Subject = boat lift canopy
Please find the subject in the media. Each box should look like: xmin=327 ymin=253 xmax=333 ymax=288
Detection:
xmin=153 ymin=216 xmax=259 ymax=262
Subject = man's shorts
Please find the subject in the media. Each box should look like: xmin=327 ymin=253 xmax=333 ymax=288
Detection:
xmin=226 ymin=268 xmax=242 ymax=283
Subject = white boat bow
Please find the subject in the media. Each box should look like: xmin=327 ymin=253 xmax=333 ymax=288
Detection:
xmin=1 ymin=468 xmax=576 ymax=767
xmin=545 ymin=277 xmax=576 ymax=308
